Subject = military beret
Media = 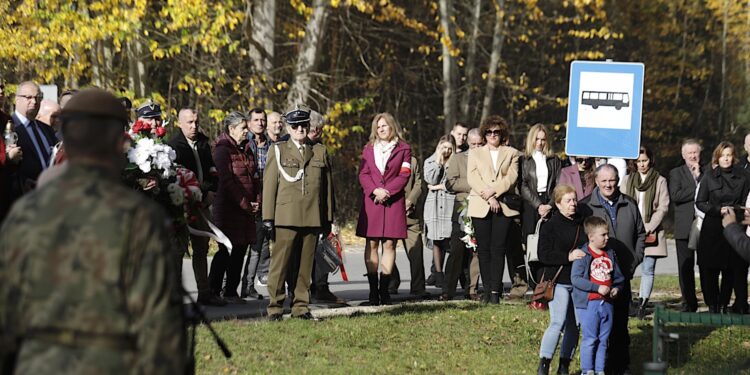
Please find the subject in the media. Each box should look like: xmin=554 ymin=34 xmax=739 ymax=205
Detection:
xmin=136 ymin=100 xmax=162 ymax=119
xmin=284 ymin=106 xmax=311 ymax=125
xmin=59 ymin=88 xmax=128 ymax=122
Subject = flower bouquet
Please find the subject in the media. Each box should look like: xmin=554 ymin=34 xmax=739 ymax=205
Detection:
xmin=123 ymin=119 xmax=201 ymax=252
xmin=458 ymin=199 xmax=478 ymax=252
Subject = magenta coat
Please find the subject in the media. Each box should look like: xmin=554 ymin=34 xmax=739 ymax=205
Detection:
xmin=558 ymin=164 xmax=594 ymax=200
xmin=356 ymin=141 xmax=412 ymax=239
xmin=212 ymin=133 xmax=260 ymax=245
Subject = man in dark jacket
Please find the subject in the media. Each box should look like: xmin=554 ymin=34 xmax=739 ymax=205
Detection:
xmin=668 ymin=139 xmax=703 ymax=312
xmin=722 ymin=209 xmax=750 ymax=263
xmin=167 ymin=108 xmax=223 ymax=306
xmin=578 ymin=163 xmax=645 ymax=375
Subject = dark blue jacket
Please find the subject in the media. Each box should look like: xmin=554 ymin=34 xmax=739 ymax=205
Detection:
xmin=571 ymin=242 xmax=625 ymax=309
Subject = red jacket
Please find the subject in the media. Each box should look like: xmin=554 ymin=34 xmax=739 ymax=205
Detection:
xmin=211 ymin=133 xmax=260 ymax=245
xmin=356 ymin=141 xmax=412 ymax=239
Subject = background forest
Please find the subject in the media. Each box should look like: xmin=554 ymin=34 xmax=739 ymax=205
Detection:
xmin=2 ymin=0 xmax=749 ymax=222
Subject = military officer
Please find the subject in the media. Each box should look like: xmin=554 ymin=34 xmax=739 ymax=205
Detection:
xmin=0 ymin=88 xmax=186 ymax=374
xmin=263 ymin=106 xmax=334 ymax=321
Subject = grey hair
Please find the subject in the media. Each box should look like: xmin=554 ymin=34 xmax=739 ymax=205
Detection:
xmin=223 ymin=111 xmax=247 ymax=133
xmin=594 ymin=163 xmax=619 ymax=181
xmin=309 ymin=110 xmax=324 ymax=130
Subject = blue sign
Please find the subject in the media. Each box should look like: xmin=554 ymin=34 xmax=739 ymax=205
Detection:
xmin=565 ymin=60 xmax=645 ymax=159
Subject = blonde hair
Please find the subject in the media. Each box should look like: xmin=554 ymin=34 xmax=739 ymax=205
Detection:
xmin=369 ymin=112 xmax=404 ymax=144
xmin=553 ymin=184 xmax=577 ymax=204
xmin=525 ymin=123 xmax=552 ymax=157
xmin=584 ymin=216 xmax=609 ymax=236
xmin=433 ymin=134 xmax=455 ymax=156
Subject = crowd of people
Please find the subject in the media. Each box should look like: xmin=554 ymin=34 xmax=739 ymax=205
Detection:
xmin=2 ymin=82 xmax=750 ymax=374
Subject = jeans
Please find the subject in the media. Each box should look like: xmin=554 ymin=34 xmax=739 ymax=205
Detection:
xmin=578 ymin=300 xmax=614 ymax=373
xmin=241 ymin=218 xmax=270 ymax=289
xmin=539 ymin=283 xmax=578 ymax=359
xmin=639 ymin=256 xmax=657 ymax=299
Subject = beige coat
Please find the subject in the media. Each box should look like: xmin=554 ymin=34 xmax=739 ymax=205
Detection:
xmin=620 ymin=174 xmax=669 ymax=257
xmin=467 ymin=145 xmax=520 ymax=218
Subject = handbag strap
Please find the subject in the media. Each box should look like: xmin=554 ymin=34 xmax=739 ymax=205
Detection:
xmin=551 ymin=226 xmax=582 ymax=284
xmin=534 ymin=218 xmax=543 ymax=234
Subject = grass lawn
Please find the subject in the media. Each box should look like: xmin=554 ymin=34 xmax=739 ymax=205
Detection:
xmin=194 ymin=302 xmax=750 ymax=374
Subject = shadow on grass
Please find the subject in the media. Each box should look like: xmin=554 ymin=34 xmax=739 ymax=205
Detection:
xmin=630 ymin=322 xmax=750 ymax=374
xmin=346 ymin=301 xmax=486 ymax=319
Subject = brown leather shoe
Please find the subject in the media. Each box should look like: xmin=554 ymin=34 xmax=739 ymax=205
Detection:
xmin=197 ymin=294 xmax=227 ymax=307
xmin=438 ymin=293 xmax=453 ymax=301
xmin=467 ymin=293 xmax=481 ymax=301
xmin=314 ymin=287 xmax=347 ymax=304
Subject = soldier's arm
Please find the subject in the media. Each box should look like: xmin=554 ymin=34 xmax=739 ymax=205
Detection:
xmin=125 ymin=207 xmax=186 ymax=375
xmin=325 ymin=151 xmax=335 ymax=221
xmin=406 ymin=156 xmax=422 ymax=204
xmin=262 ymin=145 xmax=280 ymax=222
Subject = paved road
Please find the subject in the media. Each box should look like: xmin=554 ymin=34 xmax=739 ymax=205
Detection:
xmin=182 ymin=239 xmax=688 ymax=320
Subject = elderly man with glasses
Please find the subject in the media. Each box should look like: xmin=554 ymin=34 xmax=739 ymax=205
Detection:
xmin=9 ymin=81 xmax=57 ymax=200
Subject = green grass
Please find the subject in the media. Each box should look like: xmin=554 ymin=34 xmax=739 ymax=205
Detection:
xmin=194 ymin=301 xmax=750 ymax=374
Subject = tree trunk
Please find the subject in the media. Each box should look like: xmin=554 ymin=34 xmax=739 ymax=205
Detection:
xmin=245 ymin=0 xmax=276 ymax=103
xmin=439 ymin=0 xmax=458 ymax=132
xmin=127 ymin=37 xmax=148 ymax=98
xmin=718 ymin=0 xmax=728 ymax=132
xmin=481 ymin=0 xmax=507 ymax=122
xmin=459 ymin=0 xmax=482 ymax=123
xmin=286 ymin=0 xmax=330 ymax=110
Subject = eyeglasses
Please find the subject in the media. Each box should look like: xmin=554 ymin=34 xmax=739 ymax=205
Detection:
xmin=575 ymin=158 xmax=592 ymax=163
xmin=290 ymin=123 xmax=309 ymax=130
xmin=484 ymin=129 xmax=503 ymax=137
xmin=17 ymin=94 xmax=43 ymax=101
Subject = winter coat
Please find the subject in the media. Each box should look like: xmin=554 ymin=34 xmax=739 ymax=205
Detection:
xmin=356 ymin=141 xmax=412 ymax=239
xmin=578 ymin=188 xmax=646 ymax=279
xmin=695 ymin=165 xmax=750 ymax=267
xmin=558 ymin=165 xmax=594 ymax=201
xmin=538 ymin=211 xmax=587 ymax=285
xmin=212 ymin=132 xmax=260 ymax=245
xmin=423 ymin=154 xmax=455 ymax=241
xmin=571 ymin=243 xmax=625 ymax=309
xmin=620 ymin=174 xmax=670 ymax=257
xmin=466 ymin=145 xmax=520 ymax=218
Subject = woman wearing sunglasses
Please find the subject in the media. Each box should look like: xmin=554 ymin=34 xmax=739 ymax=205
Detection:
xmin=558 ymin=156 xmax=595 ymax=201
xmin=356 ymin=112 xmax=412 ymax=305
xmin=466 ymin=115 xmax=520 ymax=303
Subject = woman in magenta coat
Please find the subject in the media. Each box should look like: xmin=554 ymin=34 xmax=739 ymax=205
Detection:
xmin=356 ymin=112 xmax=412 ymax=305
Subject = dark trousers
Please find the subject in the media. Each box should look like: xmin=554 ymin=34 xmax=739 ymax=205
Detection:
xmin=675 ymin=239 xmax=698 ymax=309
xmin=390 ymin=223 xmax=426 ymax=294
xmin=473 ymin=211 xmax=511 ymax=293
xmin=700 ymin=265 xmax=733 ymax=308
xmin=729 ymin=253 xmax=749 ymax=310
xmin=443 ymin=214 xmax=466 ymax=297
xmin=241 ymin=218 xmax=270 ymax=290
xmin=209 ymin=242 xmax=249 ymax=297
xmin=606 ymin=280 xmax=632 ymax=372
xmin=190 ymin=233 xmax=211 ymax=298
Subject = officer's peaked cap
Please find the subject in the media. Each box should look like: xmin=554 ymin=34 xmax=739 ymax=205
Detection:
xmin=284 ymin=106 xmax=311 ymax=125
xmin=136 ymin=100 xmax=162 ymax=119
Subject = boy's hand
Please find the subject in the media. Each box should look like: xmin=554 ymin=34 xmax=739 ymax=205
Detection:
xmin=597 ymin=285 xmax=610 ymax=296
xmin=609 ymin=288 xmax=619 ymax=298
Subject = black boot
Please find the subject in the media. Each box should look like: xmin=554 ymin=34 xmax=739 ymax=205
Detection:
xmin=366 ymin=273 xmax=380 ymax=306
xmin=379 ymin=273 xmax=392 ymax=305
xmin=557 ymin=357 xmax=571 ymax=375
xmin=537 ymin=357 xmax=551 ymax=375
xmin=489 ymin=291 xmax=501 ymax=304
xmin=637 ymin=298 xmax=649 ymax=319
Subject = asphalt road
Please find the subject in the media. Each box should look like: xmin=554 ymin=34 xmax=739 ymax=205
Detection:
xmin=182 ymin=239 xmax=687 ymax=321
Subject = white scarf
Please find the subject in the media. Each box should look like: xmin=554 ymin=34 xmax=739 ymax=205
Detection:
xmin=374 ymin=140 xmax=397 ymax=174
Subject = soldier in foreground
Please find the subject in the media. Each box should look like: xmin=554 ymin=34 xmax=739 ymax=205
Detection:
xmin=0 ymin=88 xmax=186 ymax=374
xmin=263 ymin=106 xmax=334 ymax=321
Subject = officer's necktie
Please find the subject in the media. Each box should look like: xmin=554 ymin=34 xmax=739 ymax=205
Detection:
xmin=299 ymin=145 xmax=305 ymax=158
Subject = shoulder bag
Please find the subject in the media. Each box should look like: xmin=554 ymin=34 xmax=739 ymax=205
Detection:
xmin=531 ymin=226 xmax=580 ymax=304
xmin=525 ymin=219 xmax=544 ymax=263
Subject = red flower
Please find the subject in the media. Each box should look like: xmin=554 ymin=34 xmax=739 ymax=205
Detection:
xmin=132 ymin=119 xmax=152 ymax=135
xmin=155 ymin=126 xmax=167 ymax=138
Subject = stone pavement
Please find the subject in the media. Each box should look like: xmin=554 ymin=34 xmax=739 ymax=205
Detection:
xmin=182 ymin=239 xmax=687 ymax=321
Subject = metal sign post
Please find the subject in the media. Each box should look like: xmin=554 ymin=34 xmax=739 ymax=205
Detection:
xmin=565 ymin=60 xmax=645 ymax=159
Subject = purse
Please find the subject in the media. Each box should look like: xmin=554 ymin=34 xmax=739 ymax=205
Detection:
xmin=645 ymin=232 xmax=658 ymax=246
xmin=526 ymin=219 xmax=544 ymax=263
xmin=531 ymin=226 xmax=580 ymax=303
xmin=315 ymin=234 xmax=343 ymax=274
xmin=500 ymin=193 xmax=522 ymax=211
xmin=687 ymin=217 xmax=702 ymax=251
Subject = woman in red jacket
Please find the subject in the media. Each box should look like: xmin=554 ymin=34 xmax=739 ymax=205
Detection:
xmin=209 ymin=111 xmax=260 ymax=304
xmin=356 ymin=112 xmax=412 ymax=305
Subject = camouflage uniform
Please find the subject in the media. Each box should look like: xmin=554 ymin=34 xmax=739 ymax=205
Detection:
xmin=0 ymin=164 xmax=186 ymax=375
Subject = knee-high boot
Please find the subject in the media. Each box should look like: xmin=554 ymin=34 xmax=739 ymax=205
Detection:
xmin=367 ymin=273 xmax=380 ymax=306
xmin=379 ymin=273 xmax=392 ymax=305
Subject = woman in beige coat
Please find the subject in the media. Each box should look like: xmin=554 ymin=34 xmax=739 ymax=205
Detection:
xmin=467 ymin=115 xmax=519 ymax=304
xmin=621 ymin=145 xmax=669 ymax=319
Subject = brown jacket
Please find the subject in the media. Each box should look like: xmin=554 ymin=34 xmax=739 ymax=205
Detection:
xmin=467 ymin=145 xmax=520 ymax=218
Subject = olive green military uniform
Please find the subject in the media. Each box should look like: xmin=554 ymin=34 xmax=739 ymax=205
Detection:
xmin=0 ymin=165 xmax=186 ymax=375
xmin=263 ymin=140 xmax=334 ymax=317
xmin=390 ymin=156 xmax=426 ymax=295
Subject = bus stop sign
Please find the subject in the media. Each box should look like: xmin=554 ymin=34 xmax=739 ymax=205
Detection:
xmin=565 ymin=60 xmax=645 ymax=159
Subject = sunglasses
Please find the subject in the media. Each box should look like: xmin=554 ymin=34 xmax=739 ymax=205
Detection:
xmin=290 ymin=123 xmax=309 ymax=130
xmin=485 ymin=129 xmax=503 ymax=136
xmin=575 ymin=157 xmax=592 ymax=163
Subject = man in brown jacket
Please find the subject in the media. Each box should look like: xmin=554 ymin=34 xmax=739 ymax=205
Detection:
xmin=442 ymin=128 xmax=483 ymax=300
xmin=263 ymin=107 xmax=334 ymax=321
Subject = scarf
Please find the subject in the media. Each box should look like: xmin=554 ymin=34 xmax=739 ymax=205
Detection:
xmin=373 ymin=140 xmax=397 ymax=174
xmin=625 ymin=168 xmax=658 ymax=222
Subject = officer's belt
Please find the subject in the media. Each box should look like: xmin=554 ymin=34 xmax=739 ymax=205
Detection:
xmin=25 ymin=327 xmax=137 ymax=351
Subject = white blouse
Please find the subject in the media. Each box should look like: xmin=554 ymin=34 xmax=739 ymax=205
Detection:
xmin=533 ymin=151 xmax=548 ymax=193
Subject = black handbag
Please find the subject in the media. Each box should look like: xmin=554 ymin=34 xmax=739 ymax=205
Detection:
xmin=500 ymin=193 xmax=523 ymax=211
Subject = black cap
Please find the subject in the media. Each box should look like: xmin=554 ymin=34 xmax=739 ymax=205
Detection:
xmin=284 ymin=106 xmax=311 ymax=125
xmin=136 ymin=100 xmax=162 ymax=119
